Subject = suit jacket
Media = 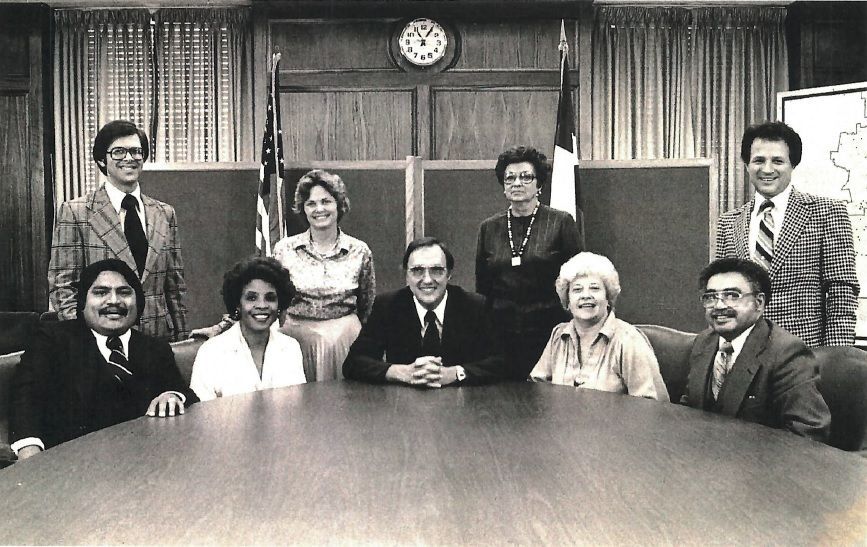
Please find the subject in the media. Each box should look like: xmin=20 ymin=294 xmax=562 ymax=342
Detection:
xmin=10 ymin=319 xmax=198 ymax=450
xmin=715 ymin=189 xmax=858 ymax=346
xmin=343 ymin=285 xmax=506 ymax=385
xmin=681 ymin=318 xmax=830 ymax=442
xmin=48 ymin=186 xmax=189 ymax=341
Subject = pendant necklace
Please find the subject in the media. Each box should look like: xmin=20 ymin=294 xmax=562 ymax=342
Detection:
xmin=507 ymin=202 xmax=539 ymax=267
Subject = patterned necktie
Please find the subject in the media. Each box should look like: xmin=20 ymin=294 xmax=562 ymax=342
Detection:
xmin=712 ymin=340 xmax=734 ymax=400
xmin=754 ymin=199 xmax=774 ymax=270
xmin=121 ymin=194 xmax=147 ymax=277
xmin=106 ymin=336 xmax=134 ymax=384
xmin=421 ymin=310 xmax=441 ymax=356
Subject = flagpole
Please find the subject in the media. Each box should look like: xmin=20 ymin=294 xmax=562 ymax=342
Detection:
xmin=270 ymin=52 xmax=285 ymax=244
xmin=550 ymin=19 xmax=579 ymax=221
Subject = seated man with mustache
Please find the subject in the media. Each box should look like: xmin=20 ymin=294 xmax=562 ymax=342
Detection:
xmin=10 ymin=259 xmax=198 ymax=461
xmin=681 ymin=257 xmax=830 ymax=441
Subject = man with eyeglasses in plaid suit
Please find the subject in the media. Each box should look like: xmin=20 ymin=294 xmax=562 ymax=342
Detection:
xmin=715 ymin=121 xmax=858 ymax=347
xmin=48 ymin=120 xmax=188 ymax=342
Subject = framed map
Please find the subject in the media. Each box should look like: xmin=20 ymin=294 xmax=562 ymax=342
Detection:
xmin=779 ymin=81 xmax=867 ymax=346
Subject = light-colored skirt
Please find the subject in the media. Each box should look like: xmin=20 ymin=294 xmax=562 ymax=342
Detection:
xmin=279 ymin=314 xmax=361 ymax=382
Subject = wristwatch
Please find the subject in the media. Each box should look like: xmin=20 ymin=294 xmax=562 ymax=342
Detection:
xmin=454 ymin=366 xmax=467 ymax=384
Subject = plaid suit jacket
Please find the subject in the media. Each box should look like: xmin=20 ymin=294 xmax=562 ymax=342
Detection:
xmin=48 ymin=186 xmax=189 ymax=341
xmin=715 ymin=189 xmax=858 ymax=347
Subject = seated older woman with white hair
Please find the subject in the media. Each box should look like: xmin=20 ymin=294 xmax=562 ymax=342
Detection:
xmin=529 ymin=252 xmax=669 ymax=401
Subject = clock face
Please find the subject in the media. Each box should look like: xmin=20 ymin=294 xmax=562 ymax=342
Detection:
xmin=398 ymin=18 xmax=448 ymax=67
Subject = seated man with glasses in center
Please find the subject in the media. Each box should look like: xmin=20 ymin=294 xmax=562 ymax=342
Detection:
xmin=343 ymin=237 xmax=505 ymax=387
xmin=681 ymin=257 xmax=830 ymax=441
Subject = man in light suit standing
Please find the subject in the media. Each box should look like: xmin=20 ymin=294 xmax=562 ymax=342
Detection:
xmin=716 ymin=121 xmax=858 ymax=347
xmin=682 ymin=258 xmax=830 ymax=442
xmin=48 ymin=120 xmax=188 ymax=341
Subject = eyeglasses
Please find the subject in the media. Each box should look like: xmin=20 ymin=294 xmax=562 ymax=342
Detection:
xmin=408 ymin=266 xmax=448 ymax=278
xmin=503 ymin=172 xmax=536 ymax=185
xmin=108 ymin=147 xmax=144 ymax=161
xmin=700 ymin=290 xmax=760 ymax=308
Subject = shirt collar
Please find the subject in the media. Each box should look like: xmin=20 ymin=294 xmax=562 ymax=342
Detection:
xmin=413 ymin=290 xmax=448 ymax=326
xmin=561 ymin=310 xmax=618 ymax=341
xmin=104 ymin=181 xmax=143 ymax=215
xmin=721 ymin=323 xmax=755 ymax=355
xmin=91 ymin=328 xmax=132 ymax=355
xmin=295 ymin=228 xmax=349 ymax=253
xmin=752 ymin=184 xmax=792 ymax=216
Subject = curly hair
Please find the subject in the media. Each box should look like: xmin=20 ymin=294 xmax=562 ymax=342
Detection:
xmin=221 ymin=256 xmax=295 ymax=314
xmin=699 ymin=257 xmax=772 ymax=305
xmin=92 ymin=120 xmax=150 ymax=175
xmin=494 ymin=146 xmax=550 ymax=189
xmin=554 ymin=252 xmax=621 ymax=311
xmin=740 ymin=121 xmax=802 ymax=167
xmin=292 ymin=169 xmax=351 ymax=225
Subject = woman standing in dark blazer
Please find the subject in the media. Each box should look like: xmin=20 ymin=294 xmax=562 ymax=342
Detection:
xmin=475 ymin=145 xmax=584 ymax=381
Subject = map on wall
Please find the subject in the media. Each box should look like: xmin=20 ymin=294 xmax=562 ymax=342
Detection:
xmin=779 ymin=81 xmax=867 ymax=346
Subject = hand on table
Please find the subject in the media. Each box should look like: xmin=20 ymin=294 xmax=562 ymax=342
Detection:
xmin=17 ymin=445 xmax=42 ymax=461
xmin=389 ymin=357 xmax=458 ymax=388
xmin=146 ymin=392 xmax=185 ymax=417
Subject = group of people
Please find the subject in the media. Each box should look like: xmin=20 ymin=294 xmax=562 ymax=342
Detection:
xmin=8 ymin=118 xmax=857 ymax=460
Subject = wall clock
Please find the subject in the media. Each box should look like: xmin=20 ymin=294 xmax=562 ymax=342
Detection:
xmin=396 ymin=18 xmax=449 ymax=67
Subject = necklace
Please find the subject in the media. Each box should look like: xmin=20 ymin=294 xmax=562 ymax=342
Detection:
xmin=308 ymin=229 xmax=339 ymax=258
xmin=507 ymin=202 xmax=539 ymax=267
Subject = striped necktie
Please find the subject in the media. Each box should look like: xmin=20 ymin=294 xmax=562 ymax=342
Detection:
xmin=712 ymin=341 xmax=734 ymax=400
xmin=106 ymin=336 xmax=134 ymax=384
xmin=754 ymin=200 xmax=775 ymax=270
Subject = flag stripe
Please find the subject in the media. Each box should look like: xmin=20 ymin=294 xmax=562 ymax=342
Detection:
xmin=256 ymin=53 xmax=286 ymax=257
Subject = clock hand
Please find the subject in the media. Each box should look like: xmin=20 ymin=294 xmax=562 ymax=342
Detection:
xmin=426 ymin=26 xmax=435 ymax=37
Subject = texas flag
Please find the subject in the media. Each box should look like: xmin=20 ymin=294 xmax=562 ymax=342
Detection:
xmin=549 ymin=20 xmax=581 ymax=221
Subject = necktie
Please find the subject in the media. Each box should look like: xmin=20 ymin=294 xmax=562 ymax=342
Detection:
xmin=754 ymin=200 xmax=774 ymax=270
xmin=421 ymin=310 xmax=441 ymax=356
xmin=106 ymin=336 xmax=134 ymax=384
xmin=712 ymin=340 xmax=734 ymax=400
xmin=121 ymin=194 xmax=147 ymax=277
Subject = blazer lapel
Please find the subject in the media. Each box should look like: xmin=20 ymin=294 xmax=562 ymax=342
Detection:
xmin=396 ymin=288 xmax=424 ymax=355
xmin=686 ymin=331 xmax=718 ymax=408
xmin=734 ymin=200 xmax=753 ymax=259
xmin=717 ymin=320 xmax=768 ymax=417
xmin=140 ymin=194 xmax=166 ymax=284
xmin=770 ymin=190 xmax=810 ymax=276
xmin=89 ymin=187 xmax=136 ymax=267
xmin=439 ymin=287 xmax=457 ymax=358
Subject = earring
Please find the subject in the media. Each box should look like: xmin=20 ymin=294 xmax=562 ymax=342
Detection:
xmin=231 ymin=308 xmax=241 ymax=321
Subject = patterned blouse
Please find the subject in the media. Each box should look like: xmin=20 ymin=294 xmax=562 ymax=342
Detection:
xmin=273 ymin=229 xmax=375 ymax=322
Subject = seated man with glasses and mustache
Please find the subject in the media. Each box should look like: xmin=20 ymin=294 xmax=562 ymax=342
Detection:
xmin=48 ymin=119 xmax=189 ymax=342
xmin=343 ymin=237 xmax=505 ymax=388
xmin=10 ymin=259 xmax=198 ymax=461
xmin=681 ymin=257 xmax=830 ymax=441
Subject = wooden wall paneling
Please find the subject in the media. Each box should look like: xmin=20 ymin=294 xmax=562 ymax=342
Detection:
xmin=789 ymin=2 xmax=867 ymax=90
xmin=0 ymin=96 xmax=32 ymax=311
xmin=270 ymin=20 xmax=398 ymax=72
xmin=452 ymin=19 xmax=574 ymax=71
xmin=431 ymin=88 xmax=559 ymax=160
xmin=280 ymin=90 xmax=414 ymax=160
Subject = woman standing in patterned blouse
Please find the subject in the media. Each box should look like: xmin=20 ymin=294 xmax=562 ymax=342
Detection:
xmin=476 ymin=146 xmax=584 ymax=381
xmin=273 ymin=169 xmax=375 ymax=381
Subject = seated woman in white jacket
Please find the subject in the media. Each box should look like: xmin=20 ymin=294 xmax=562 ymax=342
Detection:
xmin=190 ymin=257 xmax=306 ymax=401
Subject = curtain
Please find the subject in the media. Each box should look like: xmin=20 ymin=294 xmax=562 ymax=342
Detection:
xmin=53 ymin=8 xmax=253 ymax=202
xmin=592 ymin=6 xmax=788 ymax=216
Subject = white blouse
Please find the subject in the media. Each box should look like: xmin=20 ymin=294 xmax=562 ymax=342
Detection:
xmin=190 ymin=323 xmax=306 ymax=401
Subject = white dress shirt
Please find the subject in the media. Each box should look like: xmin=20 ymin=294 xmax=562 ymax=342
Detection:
xmin=748 ymin=184 xmax=792 ymax=259
xmin=104 ymin=181 xmax=147 ymax=231
xmin=190 ymin=323 xmax=306 ymax=401
xmin=413 ymin=291 xmax=448 ymax=339
xmin=719 ymin=323 xmax=756 ymax=375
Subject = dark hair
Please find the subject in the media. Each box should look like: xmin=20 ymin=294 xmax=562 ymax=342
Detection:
xmin=699 ymin=258 xmax=772 ymax=305
xmin=75 ymin=259 xmax=145 ymax=321
xmin=221 ymin=256 xmax=295 ymax=314
xmin=292 ymin=169 xmax=351 ymax=225
xmin=494 ymin=146 xmax=550 ymax=189
xmin=402 ymin=236 xmax=455 ymax=271
xmin=92 ymin=120 xmax=150 ymax=175
xmin=740 ymin=121 xmax=802 ymax=167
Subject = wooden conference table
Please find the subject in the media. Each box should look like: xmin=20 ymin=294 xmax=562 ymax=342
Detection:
xmin=0 ymin=382 xmax=865 ymax=545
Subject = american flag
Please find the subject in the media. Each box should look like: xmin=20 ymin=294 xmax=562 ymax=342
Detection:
xmin=549 ymin=20 xmax=581 ymax=222
xmin=256 ymin=52 xmax=286 ymax=256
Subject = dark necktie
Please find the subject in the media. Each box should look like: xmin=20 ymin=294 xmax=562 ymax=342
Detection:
xmin=421 ymin=310 xmax=441 ymax=356
xmin=754 ymin=200 xmax=774 ymax=270
xmin=121 ymin=194 xmax=147 ymax=277
xmin=106 ymin=336 xmax=134 ymax=385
